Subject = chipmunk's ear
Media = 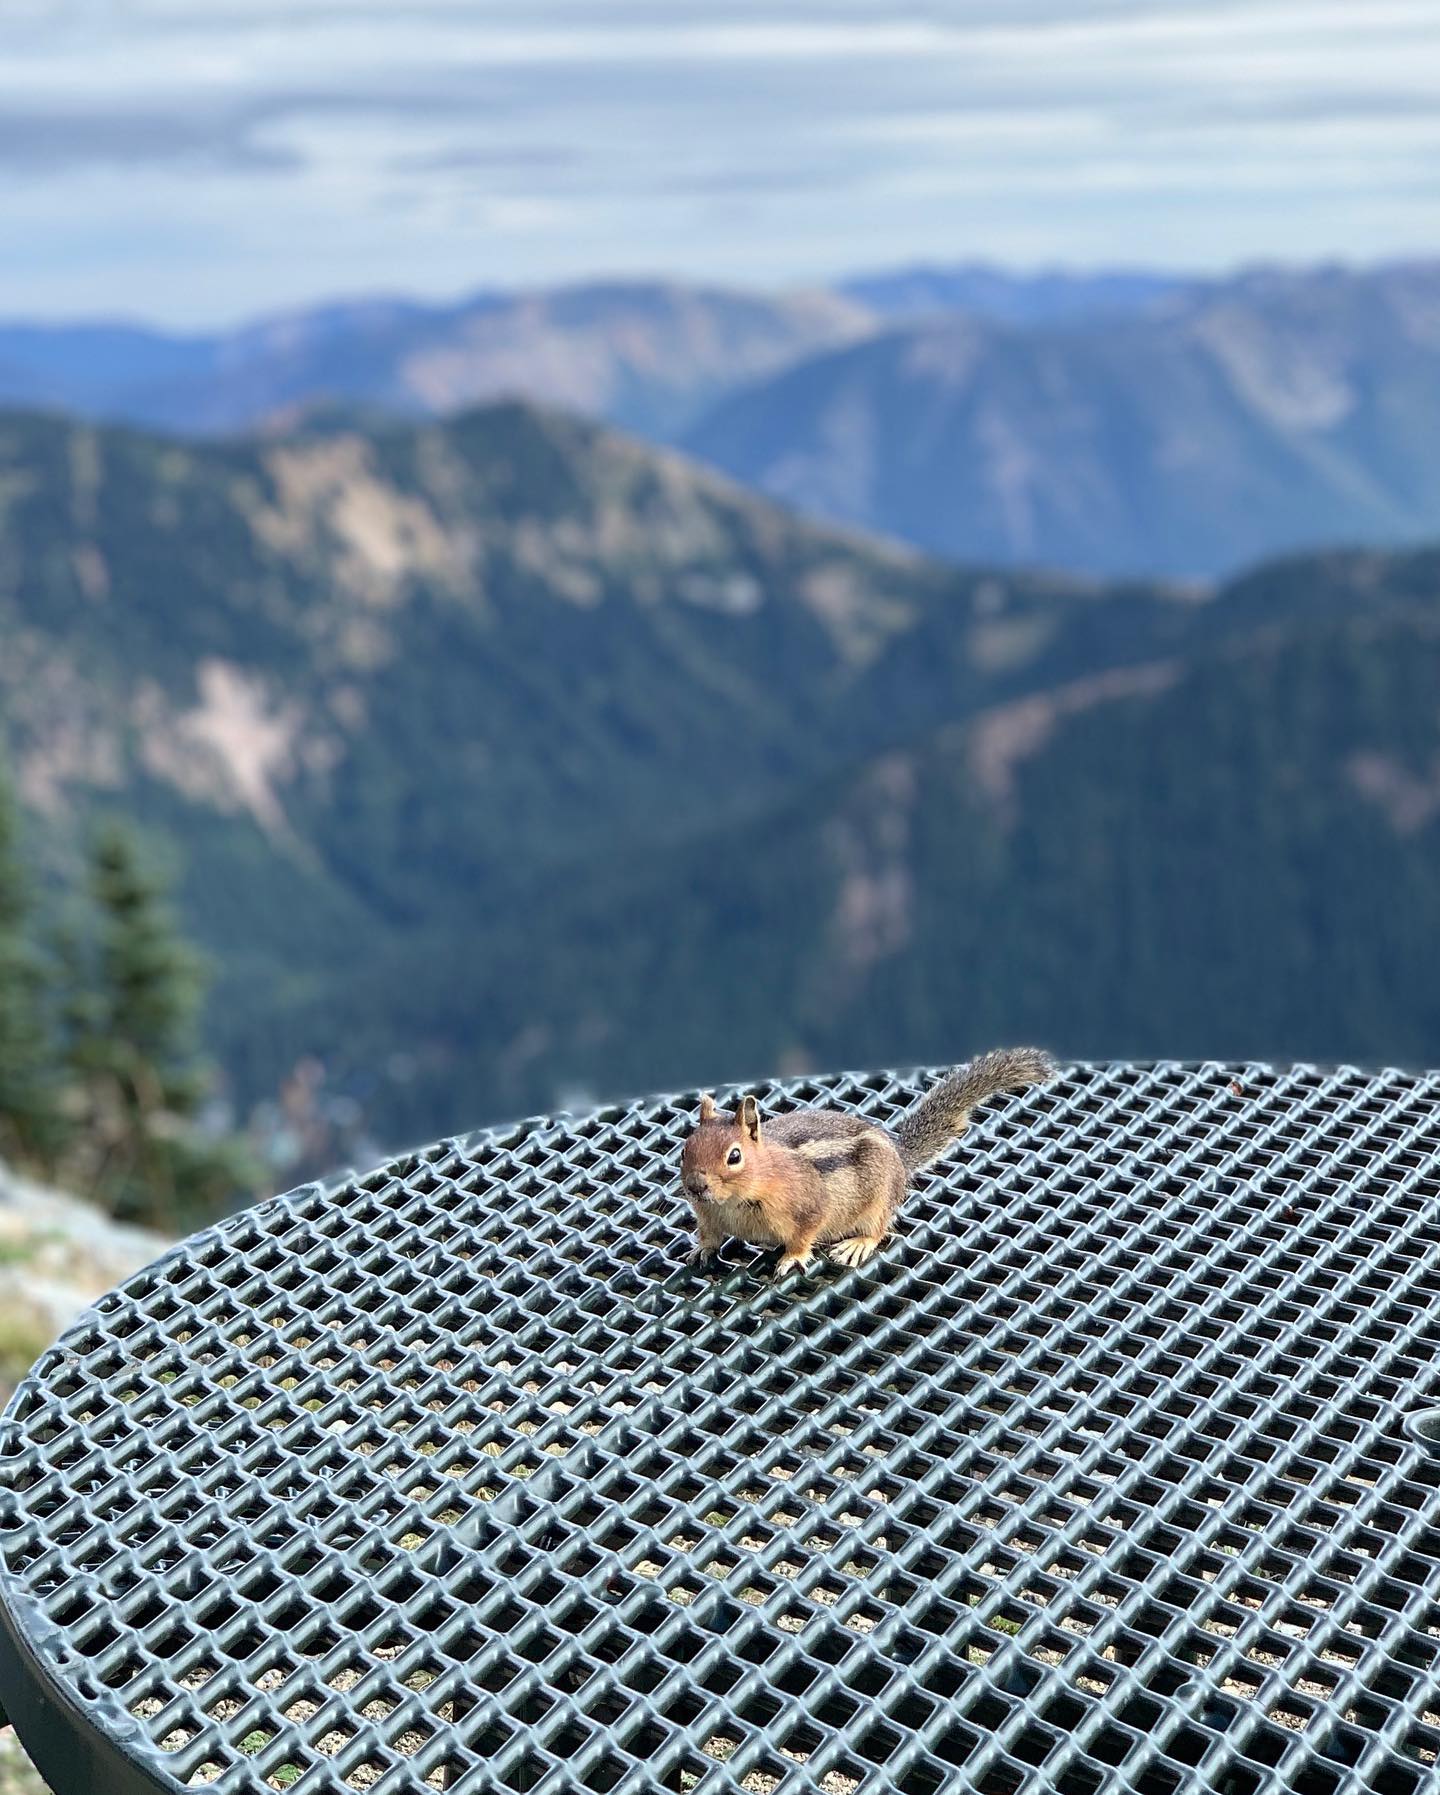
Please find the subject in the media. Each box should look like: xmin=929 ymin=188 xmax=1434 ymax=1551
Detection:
xmin=739 ymin=1094 xmax=762 ymax=1143
xmin=698 ymin=1093 xmax=717 ymax=1122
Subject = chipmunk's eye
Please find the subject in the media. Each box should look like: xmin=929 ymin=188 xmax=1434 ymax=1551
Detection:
xmin=726 ymin=1146 xmax=743 ymax=1167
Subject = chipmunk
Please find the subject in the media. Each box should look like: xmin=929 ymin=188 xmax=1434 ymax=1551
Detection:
xmin=679 ymin=1047 xmax=1055 ymax=1276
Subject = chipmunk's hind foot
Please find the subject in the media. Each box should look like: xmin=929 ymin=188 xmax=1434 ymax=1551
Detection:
xmin=827 ymin=1236 xmax=884 ymax=1269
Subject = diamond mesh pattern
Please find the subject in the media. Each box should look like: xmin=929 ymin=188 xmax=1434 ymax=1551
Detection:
xmin=3 ymin=1062 xmax=1440 ymax=1795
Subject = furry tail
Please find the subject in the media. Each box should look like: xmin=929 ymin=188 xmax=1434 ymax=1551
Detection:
xmin=894 ymin=1047 xmax=1055 ymax=1175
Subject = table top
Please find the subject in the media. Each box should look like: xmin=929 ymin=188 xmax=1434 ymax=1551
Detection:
xmin=2 ymin=1061 xmax=1439 ymax=1795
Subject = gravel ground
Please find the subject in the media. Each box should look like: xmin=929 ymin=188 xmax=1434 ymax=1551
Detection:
xmin=0 ymin=1161 xmax=173 ymax=1795
xmin=0 ymin=1730 xmax=47 ymax=1795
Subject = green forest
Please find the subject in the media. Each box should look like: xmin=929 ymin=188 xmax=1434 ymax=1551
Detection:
xmin=0 ymin=762 xmax=254 ymax=1229
xmin=3 ymin=400 xmax=1440 ymax=1221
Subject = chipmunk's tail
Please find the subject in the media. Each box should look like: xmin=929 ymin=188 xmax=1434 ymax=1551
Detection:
xmin=894 ymin=1047 xmax=1055 ymax=1175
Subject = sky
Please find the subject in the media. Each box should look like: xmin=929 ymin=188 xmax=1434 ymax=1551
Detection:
xmin=4 ymin=0 xmax=1440 ymax=327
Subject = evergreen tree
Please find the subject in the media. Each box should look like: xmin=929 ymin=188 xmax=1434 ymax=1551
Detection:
xmin=65 ymin=820 xmax=256 ymax=1227
xmin=0 ymin=762 xmax=65 ymax=1170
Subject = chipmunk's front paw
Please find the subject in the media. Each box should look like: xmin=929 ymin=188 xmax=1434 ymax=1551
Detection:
xmin=772 ymin=1249 xmax=815 ymax=1278
xmin=685 ymin=1247 xmax=721 ymax=1273
xmin=827 ymin=1236 xmax=883 ymax=1269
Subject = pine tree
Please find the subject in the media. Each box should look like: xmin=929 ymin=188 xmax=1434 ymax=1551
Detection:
xmin=66 ymin=820 xmax=256 ymax=1227
xmin=0 ymin=762 xmax=65 ymax=1170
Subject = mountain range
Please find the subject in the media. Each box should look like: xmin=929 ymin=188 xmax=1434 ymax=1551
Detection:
xmin=0 ymin=283 xmax=870 ymax=443
xmin=835 ymin=264 xmax=1191 ymax=326
xmin=4 ymin=398 xmax=1440 ymax=1164
xmin=0 ymin=399 xmax=1177 ymax=1149
xmin=0 ymin=265 xmax=1176 ymax=437
xmin=4 ymin=260 xmax=1439 ymax=581
xmin=688 ymin=263 xmax=1440 ymax=580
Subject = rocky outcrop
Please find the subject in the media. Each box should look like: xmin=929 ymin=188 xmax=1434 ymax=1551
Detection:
xmin=0 ymin=1163 xmax=169 ymax=1398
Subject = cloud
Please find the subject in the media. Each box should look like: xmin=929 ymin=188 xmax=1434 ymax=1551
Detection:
xmin=2 ymin=1 xmax=1438 ymax=321
xmin=390 ymin=145 xmax=578 ymax=178
xmin=0 ymin=107 xmax=300 ymax=173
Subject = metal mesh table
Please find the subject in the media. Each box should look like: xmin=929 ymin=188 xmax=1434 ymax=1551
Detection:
xmin=3 ymin=1061 xmax=1440 ymax=1795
